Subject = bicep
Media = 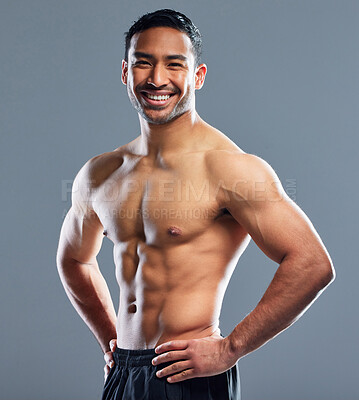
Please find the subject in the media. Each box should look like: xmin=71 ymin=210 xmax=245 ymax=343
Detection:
xmin=57 ymin=160 xmax=105 ymax=264
xmin=57 ymin=205 xmax=104 ymax=265
xmin=230 ymin=193 xmax=322 ymax=264
xmin=224 ymin=156 xmax=327 ymax=264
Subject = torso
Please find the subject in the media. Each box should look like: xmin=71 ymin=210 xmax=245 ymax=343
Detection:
xmin=89 ymin=127 xmax=251 ymax=348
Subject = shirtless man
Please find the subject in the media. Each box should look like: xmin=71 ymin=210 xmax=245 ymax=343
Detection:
xmin=56 ymin=9 xmax=335 ymax=400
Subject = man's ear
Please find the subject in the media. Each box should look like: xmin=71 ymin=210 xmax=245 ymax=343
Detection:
xmin=121 ymin=60 xmax=128 ymax=85
xmin=195 ymin=64 xmax=207 ymax=90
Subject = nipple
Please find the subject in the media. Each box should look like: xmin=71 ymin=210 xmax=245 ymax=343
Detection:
xmin=167 ymin=226 xmax=182 ymax=236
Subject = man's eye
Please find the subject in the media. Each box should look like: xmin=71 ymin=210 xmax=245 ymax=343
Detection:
xmin=135 ymin=61 xmax=150 ymax=65
xmin=169 ymin=63 xmax=183 ymax=67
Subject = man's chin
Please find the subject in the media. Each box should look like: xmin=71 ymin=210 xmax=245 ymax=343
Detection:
xmin=144 ymin=116 xmax=173 ymax=125
xmin=141 ymin=110 xmax=178 ymax=125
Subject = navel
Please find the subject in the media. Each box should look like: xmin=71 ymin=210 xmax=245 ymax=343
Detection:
xmin=128 ymin=304 xmax=137 ymax=313
xmin=167 ymin=226 xmax=182 ymax=237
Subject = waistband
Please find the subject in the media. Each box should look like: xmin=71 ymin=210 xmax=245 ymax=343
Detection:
xmin=112 ymin=347 xmax=157 ymax=367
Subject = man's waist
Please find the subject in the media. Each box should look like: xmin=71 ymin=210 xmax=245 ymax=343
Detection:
xmin=112 ymin=347 xmax=157 ymax=367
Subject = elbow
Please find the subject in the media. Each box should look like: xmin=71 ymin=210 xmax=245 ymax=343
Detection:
xmin=326 ymin=259 xmax=336 ymax=285
xmin=316 ymin=256 xmax=335 ymax=290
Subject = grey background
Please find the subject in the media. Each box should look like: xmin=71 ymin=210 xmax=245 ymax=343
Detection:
xmin=1 ymin=0 xmax=357 ymax=399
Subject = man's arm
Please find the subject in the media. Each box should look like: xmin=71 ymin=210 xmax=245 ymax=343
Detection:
xmin=151 ymin=152 xmax=335 ymax=383
xmin=56 ymin=162 xmax=117 ymax=354
xmin=220 ymin=153 xmax=335 ymax=359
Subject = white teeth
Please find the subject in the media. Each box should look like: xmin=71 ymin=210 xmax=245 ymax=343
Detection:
xmin=146 ymin=93 xmax=171 ymax=101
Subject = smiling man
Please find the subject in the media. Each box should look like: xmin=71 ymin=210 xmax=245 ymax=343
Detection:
xmin=56 ymin=9 xmax=335 ymax=400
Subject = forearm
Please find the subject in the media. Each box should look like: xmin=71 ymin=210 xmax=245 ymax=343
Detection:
xmin=228 ymin=254 xmax=334 ymax=359
xmin=57 ymin=257 xmax=117 ymax=353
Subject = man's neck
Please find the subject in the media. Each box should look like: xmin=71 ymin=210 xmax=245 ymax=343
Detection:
xmin=137 ymin=109 xmax=203 ymax=158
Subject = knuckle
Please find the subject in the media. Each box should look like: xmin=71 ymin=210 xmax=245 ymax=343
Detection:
xmin=160 ymin=354 xmax=169 ymax=363
xmin=181 ymin=370 xmax=188 ymax=377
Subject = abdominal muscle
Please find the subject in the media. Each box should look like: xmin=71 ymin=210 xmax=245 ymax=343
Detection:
xmin=114 ymin=241 xmax=232 ymax=349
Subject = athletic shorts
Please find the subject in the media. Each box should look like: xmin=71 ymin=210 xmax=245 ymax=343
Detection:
xmin=102 ymin=347 xmax=240 ymax=400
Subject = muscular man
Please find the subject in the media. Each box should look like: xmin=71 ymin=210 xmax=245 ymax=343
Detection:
xmin=56 ymin=9 xmax=335 ymax=400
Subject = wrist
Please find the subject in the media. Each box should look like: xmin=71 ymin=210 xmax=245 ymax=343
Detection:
xmin=100 ymin=331 xmax=117 ymax=354
xmin=227 ymin=330 xmax=246 ymax=360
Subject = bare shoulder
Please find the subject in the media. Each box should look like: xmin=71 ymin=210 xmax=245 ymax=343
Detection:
xmin=74 ymin=151 xmax=120 ymax=188
xmin=204 ymin=138 xmax=285 ymax=204
xmin=203 ymin=132 xmax=277 ymax=184
xmin=72 ymin=139 xmax=138 ymax=199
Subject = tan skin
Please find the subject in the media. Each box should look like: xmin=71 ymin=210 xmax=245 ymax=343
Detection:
xmin=57 ymin=27 xmax=335 ymax=385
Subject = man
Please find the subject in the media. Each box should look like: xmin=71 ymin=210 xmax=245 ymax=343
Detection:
xmin=56 ymin=9 xmax=335 ymax=400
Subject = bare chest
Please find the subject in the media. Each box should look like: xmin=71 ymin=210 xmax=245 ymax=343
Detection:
xmin=93 ymin=165 xmax=221 ymax=245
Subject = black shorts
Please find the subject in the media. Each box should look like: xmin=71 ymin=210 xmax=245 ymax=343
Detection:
xmin=102 ymin=347 xmax=240 ymax=400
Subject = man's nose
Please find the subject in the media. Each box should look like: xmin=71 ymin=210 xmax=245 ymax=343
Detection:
xmin=147 ymin=65 xmax=169 ymax=87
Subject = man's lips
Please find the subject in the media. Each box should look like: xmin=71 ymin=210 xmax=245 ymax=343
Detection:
xmin=141 ymin=89 xmax=176 ymax=95
xmin=140 ymin=90 xmax=176 ymax=106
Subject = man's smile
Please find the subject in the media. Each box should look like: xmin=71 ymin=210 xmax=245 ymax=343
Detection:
xmin=140 ymin=90 xmax=177 ymax=107
xmin=146 ymin=94 xmax=171 ymax=100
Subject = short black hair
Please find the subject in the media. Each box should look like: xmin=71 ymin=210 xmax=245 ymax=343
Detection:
xmin=124 ymin=9 xmax=202 ymax=67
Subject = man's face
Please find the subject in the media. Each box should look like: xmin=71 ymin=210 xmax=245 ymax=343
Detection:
xmin=122 ymin=27 xmax=206 ymax=125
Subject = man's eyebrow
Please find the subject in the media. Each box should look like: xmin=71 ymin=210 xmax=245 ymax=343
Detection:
xmin=165 ymin=54 xmax=188 ymax=62
xmin=133 ymin=52 xmax=188 ymax=62
xmin=133 ymin=51 xmax=154 ymax=59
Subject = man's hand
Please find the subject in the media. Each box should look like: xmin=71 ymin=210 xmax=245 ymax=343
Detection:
xmin=104 ymin=339 xmax=117 ymax=382
xmin=152 ymin=332 xmax=238 ymax=383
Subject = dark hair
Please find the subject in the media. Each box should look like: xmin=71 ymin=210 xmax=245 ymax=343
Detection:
xmin=124 ymin=9 xmax=202 ymax=66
